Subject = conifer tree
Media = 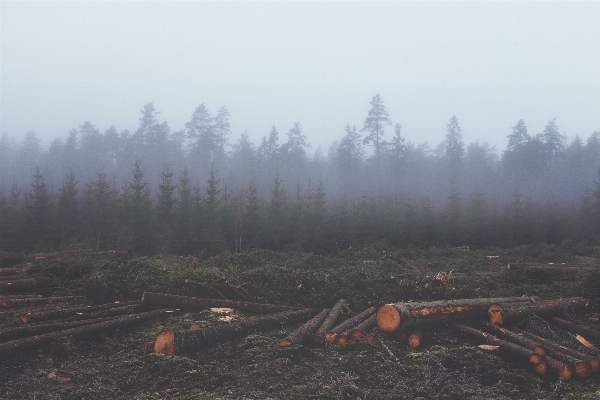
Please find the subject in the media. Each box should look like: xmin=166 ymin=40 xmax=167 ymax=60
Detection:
xmin=55 ymin=171 xmax=79 ymax=248
xmin=266 ymin=170 xmax=288 ymax=250
xmin=243 ymin=180 xmax=262 ymax=250
xmin=27 ymin=167 xmax=52 ymax=250
xmin=202 ymin=162 xmax=224 ymax=254
xmin=361 ymin=94 xmax=392 ymax=166
xmin=155 ymin=164 xmax=177 ymax=253
xmin=173 ymin=168 xmax=195 ymax=254
xmin=122 ymin=161 xmax=153 ymax=254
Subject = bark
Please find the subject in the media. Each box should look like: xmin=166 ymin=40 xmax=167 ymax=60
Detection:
xmin=511 ymin=327 xmax=596 ymax=377
xmin=155 ymin=308 xmax=314 ymax=355
xmin=451 ymin=323 xmax=543 ymax=366
xmin=279 ymin=308 xmax=329 ymax=347
xmin=0 ymin=309 xmax=169 ymax=357
xmin=0 ymin=315 xmax=122 ymax=341
xmin=547 ymin=316 xmax=600 ymax=344
xmin=0 ymin=279 xmax=37 ymax=292
xmin=348 ymin=314 xmax=377 ymax=340
xmin=507 ymin=262 xmax=594 ymax=270
xmin=142 ymin=292 xmax=293 ymax=314
xmin=326 ymin=307 xmax=377 ymax=344
xmin=377 ymin=297 xmax=538 ymax=333
xmin=21 ymin=301 xmax=141 ymax=324
xmin=0 ymin=268 xmax=21 ymax=276
xmin=0 ymin=296 xmax=84 ymax=308
xmin=489 ymin=297 xmax=588 ymax=326
xmin=314 ymin=299 xmax=348 ymax=342
xmin=480 ymin=320 xmax=546 ymax=356
xmin=408 ymin=331 xmax=422 ymax=347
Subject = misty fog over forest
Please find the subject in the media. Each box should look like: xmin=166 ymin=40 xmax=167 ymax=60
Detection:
xmin=1 ymin=94 xmax=599 ymax=255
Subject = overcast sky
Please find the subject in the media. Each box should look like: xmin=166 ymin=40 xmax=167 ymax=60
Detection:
xmin=2 ymin=1 xmax=600 ymax=153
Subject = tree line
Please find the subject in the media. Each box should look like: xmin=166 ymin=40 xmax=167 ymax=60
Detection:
xmin=1 ymin=95 xmax=600 ymax=254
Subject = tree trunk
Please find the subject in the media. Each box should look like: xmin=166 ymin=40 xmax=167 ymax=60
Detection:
xmin=547 ymin=316 xmax=600 ymax=344
xmin=0 ymin=279 xmax=37 ymax=292
xmin=0 ymin=309 xmax=169 ymax=357
xmin=313 ymin=299 xmax=347 ymax=342
xmin=510 ymin=327 xmax=595 ymax=377
xmin=451 ymin=323 xmax=544 ymax=366
xmin=279 ymin=308 xmax=329 ymax=347
xmin=348 ymin=314 xmax=377 ymax=340
xmin=21 ymin=301 xmax=141 ymax=324
xmin=479 ymin=320 xmax=546 ymax=355
xmin=507 ymin=262 xmax=594 ymax=270
xmin=0 ymin=296 xmax=84 ymax=308
xmin=155 ymin=308 xmax=314 ymax=356
xmin=0 ymin=268 xmax=21 ymax=276
xmin=326 ymin=307 xmax=377 ymax=344
xmin=408 ymin=330 xmax=422 ymax=347
xmin=0 ymin=315 xmax=122 ymax=341
xmin=142 ymin=292 xmax=293 ymax=314
xmin=450 ymin=272 xmax=498 ymax=280
xmin=488 ymin=297 xmax=588 ymax=326
xmin=377 ymin=297 xmax=537 ymax=333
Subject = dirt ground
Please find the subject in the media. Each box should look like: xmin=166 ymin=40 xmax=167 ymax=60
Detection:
xmin=2 ymin=242 xmax=600 ymax=399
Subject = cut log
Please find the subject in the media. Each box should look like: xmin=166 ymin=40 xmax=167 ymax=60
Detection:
xmin=279 ymin=308 xmax=329 ymax=347
xmin=0 ymin=268 xmax=21 ymax=276
xmin=377 ymin=297 xmax=538 ymax=333
xmin=547 ymin=316 xmax=600 ymax=344
xmin=21 ymin=301 xmax=140 ymax=324
xmin=314 ymin=299 xmax=348 ymax=342
xmin=348 ymin=314 xmax=377 ymax=340
xmin=0 ymin=309 xmax=170 ymax=357
xmin=449 ymin=272 xmax=499 ymax=280
xmin=0 ymin=296 xmax=84 ymax=308
xmin=0 ymin=278 xmax=37 ymax=292
xmin=488 ymin=297 xmax=588 ymax=326
xmin=451 ymin=323 xmax=543 ymax=366
xmin=479 ymin=320 xmax=546 ymax=356
xmin=155 ymin=308 xmax=314 ymax=356
xmin=507 ymin=262 xmax=595 ymax=270
xmin=0 ymin=315 xmax=122 ymax=341
xmin=408 ymin=330 xmax=422 ymax=347
xmin=325 ymin=307 xmax=377 ymax=344
xmin=510 ymin=327 xmax=597 ymax=376
xmin=141 ymin=292 xmax=293 ymax=314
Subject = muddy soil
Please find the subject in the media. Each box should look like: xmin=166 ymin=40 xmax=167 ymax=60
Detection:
xmin=2 ymin=242 xmax=600 ymax=399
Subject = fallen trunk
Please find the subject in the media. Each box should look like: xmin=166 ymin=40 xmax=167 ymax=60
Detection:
xmin=314 ymin=299 xmax=348 ymax=342
xmin=0 ymin=296 xmax=84 ymax=308
xmin=450 ymin=272 xmax=499 ymax=280
xmin=0 ymin=268 xmax=21 ymax=276
xmin=0 ymin=309 xmax=170 ymax=357
xmin=451 ymin=323 xmax=544 ymax=366
xmin=480 ymin=320 xmax=546 ymax=356
xmin=407 ymin=330 xmax=423 ymax=347
xmin=142 ymin=292 xmax=293 ymax=314
xmin=377 ymin=297 xmax=538 ymax=333
xmin=279 ymin=308 xmax=329 ymax=347
xmin=0 ymin=279 xmax=37 ymax=292
xmin=507 ymin=263 xmax=595 ymax=271
xmin=348 ymin=314 xmax=377 ymax=340
xmin=511 ymin=327 xmax=597 ymax=376
xmin=547 ymin=316 xmax=600 ymax=344
xmin=326 ymin=307 xmax=377 ymax=344
xmin=0 ymin=315 xmax=122 ymax=341
xmin=21 ymin=301 xmax=140 ymax=324
xmin=489 ymin=297 xmax=588 ymax=326
xmin=155 ymin=308 xmax=314 ymax=356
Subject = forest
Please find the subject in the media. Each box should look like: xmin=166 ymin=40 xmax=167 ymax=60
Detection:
xmin=1 ymin=94 xmax=600 ymax=256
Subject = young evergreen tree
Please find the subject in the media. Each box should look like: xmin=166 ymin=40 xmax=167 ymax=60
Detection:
xmin=444 ymin=182 xmax=462 ymax=246
xmin=266 ymin=170 xmax=288 ymax=250
xmin=55 ymin=171 xmax=79 ymax=249
xmin=82 ymin=173 xmax=117 ymax=251
xmin=243 ymin=180 xmax=262 ymax=250
xmin=202 ymin=163 xmax=225 ymax=254
xmin=27 ymin=167 xmax=52 ymax=250
xmin=155 ymin=164 xmax=177 ymax=253
xmin=173 ymin=168 xmax=195 ymax=254
xmin=122 ymin=161 xmax=154 ymax=254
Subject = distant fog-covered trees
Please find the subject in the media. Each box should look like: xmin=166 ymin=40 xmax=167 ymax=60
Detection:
xmin=1 ymin=96 xmax=600 ymax=254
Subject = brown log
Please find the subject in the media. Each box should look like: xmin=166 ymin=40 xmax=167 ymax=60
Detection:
xmin=489 ymin=297 xmax=588 ymax=326
xmin=0 ymin=294 xmax=44 ymax=300
xmin=449 ymin=272 xmax=499 ymax=280
xmin=326 ymin=307 xmax=377 ymax=344
xmin=141 ymin=292 xmax=293 ymax=314
xmin=547 ymin=316 xmax=600 ymax=344
xmin=314 ymin=299 xmax=348 ymax=342
xmin=408 ymin=330 xmax=422 ymax=347
xmin=21 ymin=301 xmax=140 ymax=324
xmin=155 ymin=308 xmax=314 ymax=356
xmin=510 ymin=327 xmax=596 ymax=377
xmin=487 ymin=298 xmax=572 ymax=322
xmin=0 ymin=268 xmax=21 ymax=276
xmin=0 ymin=296 xmax=84 ymax=308
xmin=0 ymin=278 xmax=37 ymax=291
xmin=479 ymin=320 xmax=546 ymax=356
xmin=377 ymin=297 xmax=538 ymax=333
xmin=451 ymin=323 xmax=544 ymax=366
xmin=0 ymin=315 xmax=122 ymax=340
xmin=279 ymin=308 xmax=329 ymax=347
xmin=507 ymin=262 xmax=595 ymax=270
xmin=349 ymin=314 xmax=377 ymax=340
xmin=0 ymin=309 xmax=170 ymax=357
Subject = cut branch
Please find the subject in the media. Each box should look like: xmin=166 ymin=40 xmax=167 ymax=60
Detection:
xmin=326 ymin=307 xmax=377 ymax=344
xmin=0 ymin=296 xmax=84 ymax=309
xmin=155 ymin=308 xmax=314 ymax=355
xmin=0 ymin=315 xmax=122 ymax=341
xmin=21 ymin=301 xmax=141 ymax=324
xmin=348 ymin=314 xmax=377 ymax=340
xmin=479 ymin=320 xmax=546 ymax=356
xmin=0 ymin=279 xmax=38 ymax=292
xmin=507 ymin=262 xmax=595 ymax=270
xmin=314 ymin=299 xmax=348 ymax=342
xmin=0 ymin=268 xmax=21 ymax=276
xmin=279 ymin=308 xmax=329 ymax=347
xmin=142 ymin=292 xmax=293 ymax=314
